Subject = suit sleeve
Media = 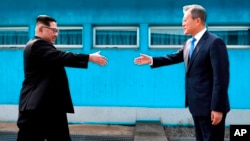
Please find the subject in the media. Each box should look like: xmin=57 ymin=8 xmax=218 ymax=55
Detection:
xmin=210 ymin=38 xmax=230 ymax=112
xmin=31 ymin=39 xmax=89 ymax=68
xmin=151 ymin=48 xmax=184 ymax=68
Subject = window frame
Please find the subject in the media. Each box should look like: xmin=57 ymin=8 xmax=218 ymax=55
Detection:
xmin=208 ymin=26 xmax=250 ymax=49
xmin=93 ymin=26 xmax=139 ymax=48
xmin=149 ymin=26 xmax=188 ymax=49
xmin=149 ymin=26 xmax=250 ymax=49
xmin=54 ymin=26 xmax=83 ymax=49
xmin=0 ymin=26 xmax=29 ymax=48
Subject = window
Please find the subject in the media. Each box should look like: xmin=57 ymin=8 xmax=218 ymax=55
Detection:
xmin=208 ymin=26 xmax=250 ymax=48
xmin=93 ymin=26 xmax=139 ymax=48
xmin=0 ymin=27 xmax=29 ymax=48
xmin=149 ymin=26 xmax=190 ymax=48
xmin=55 ymin=26 xmax=83 ymax=48
xmin=149 ymin=26 xmax=250 ymax=49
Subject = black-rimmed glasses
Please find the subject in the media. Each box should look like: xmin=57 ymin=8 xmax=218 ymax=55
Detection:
xmin=42 ymin=26 xmax=59 ymax=33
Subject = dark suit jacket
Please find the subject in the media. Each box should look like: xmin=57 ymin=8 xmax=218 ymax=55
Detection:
xmin=151 ymin=31 xmax=230 ymax=116
xmin=19 ymin=36 xmax=89 ymax=113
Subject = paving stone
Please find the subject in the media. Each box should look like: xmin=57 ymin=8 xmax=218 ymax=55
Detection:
xmin=134 ymin=121 xmax=168 ymax=141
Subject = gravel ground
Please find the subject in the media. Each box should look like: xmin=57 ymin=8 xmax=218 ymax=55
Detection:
xmin=164 ymin=126 xmax=230 ymax=138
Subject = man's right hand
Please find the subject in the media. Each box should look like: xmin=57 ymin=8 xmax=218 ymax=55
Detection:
xmin=89 ymin=51 xmax=108 ymax=66
xmin=134 ymin=54 xmax=152 ymax=65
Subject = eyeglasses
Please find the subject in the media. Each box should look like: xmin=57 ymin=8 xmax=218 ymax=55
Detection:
xmin=42 ymin=26 xmax=59 ymax=33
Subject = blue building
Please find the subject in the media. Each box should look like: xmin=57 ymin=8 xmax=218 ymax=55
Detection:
xmin=0 ymin=0 xmax=249 ymax=126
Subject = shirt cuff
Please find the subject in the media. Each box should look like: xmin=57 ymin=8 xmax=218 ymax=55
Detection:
xmin=149 ymin=57 xmax=153 ymax=65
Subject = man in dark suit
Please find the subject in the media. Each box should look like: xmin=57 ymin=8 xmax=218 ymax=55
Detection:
xmin=134 ymin=4 xmax=230 ymax=141
xmin=17 ymin=15 xmax=107 ymax=141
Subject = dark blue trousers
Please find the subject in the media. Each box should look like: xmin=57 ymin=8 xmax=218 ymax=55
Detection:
xmin=192 ymin=114 xmax=227 ymax=141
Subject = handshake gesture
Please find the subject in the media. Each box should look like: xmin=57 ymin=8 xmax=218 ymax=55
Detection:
xmin=89 ymin=51 xmax=108 ymax=66
xmin=89 ymin=52 xmax=153 ymax=66
xmin=134 ymin=54 xmax=152 ymax=65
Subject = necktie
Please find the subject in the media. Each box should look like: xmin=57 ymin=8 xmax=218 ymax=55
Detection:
xmin=189 ymin=37 xmax=196 ymax=58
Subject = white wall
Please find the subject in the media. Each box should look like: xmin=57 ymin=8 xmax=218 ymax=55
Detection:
xmin=1 ymin=105 xmax=250 ymax=126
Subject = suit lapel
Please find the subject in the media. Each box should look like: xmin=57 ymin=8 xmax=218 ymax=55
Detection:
xmin=187 ymin=31 xmax=209 ymax=72
xmin=184 ymin=39 xmax=191 ymax=70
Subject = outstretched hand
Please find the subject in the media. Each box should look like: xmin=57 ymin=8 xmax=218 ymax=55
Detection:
xmin=134 ymin=54 xmax=152 ymax=65
xmin=89 ymin=51 xmax=108 ymax=66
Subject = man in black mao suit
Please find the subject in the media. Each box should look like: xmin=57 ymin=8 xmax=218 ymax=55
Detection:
xmin=17 ymin=15 xmax=107 ymax=141
xmin=134 ymin=4 xmax=230 ymax=141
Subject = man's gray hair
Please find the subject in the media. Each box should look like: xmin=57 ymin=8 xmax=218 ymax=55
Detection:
xmin=183 ymin=4 xmax=207 ymax=24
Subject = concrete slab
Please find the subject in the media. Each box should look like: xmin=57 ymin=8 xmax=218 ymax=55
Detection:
xmin=0 ymin=122 xmax=134 ymax=136
xmin=134 ymin=121 xmax=168 ymax=141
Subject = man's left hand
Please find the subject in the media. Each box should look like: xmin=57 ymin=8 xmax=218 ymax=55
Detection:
xmin=211 ymin=111 xmax=223 ymax=125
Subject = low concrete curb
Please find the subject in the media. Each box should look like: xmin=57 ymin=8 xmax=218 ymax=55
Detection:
xmin=134 ymin=121 xmax=168 ymax=141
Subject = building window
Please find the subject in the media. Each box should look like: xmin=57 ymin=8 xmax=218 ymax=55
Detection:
xmin=208 ymin=26 xmax=250 ymax=48
xmin=55 ymin=26 xmax=83 ymax=48
xmin=0 ymin=27 xmax=29 ymax=48
xmin=149 ymin=26 xmax=189 ymax=48
xmin=93 ymin=26 xmax=139 ymax=48
xmin=149 ymin=26 xmax=250 ymax=49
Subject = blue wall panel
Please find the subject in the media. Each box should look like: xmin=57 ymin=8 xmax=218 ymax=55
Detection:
xmin=67 ymin=49 xmax=186 ymax=108
xmin=0 ymin=50 xmax=23 ymax=104
xmin=65 ymin=49 xmax=250 ymax=109
xmin=0 ymin=0 xmax=249 ymax=109
xmin=227 ymin=50 xmax=250 ymax=109
xmin=0 ymin=0 xmax=249 ymax=25
xmin=1 ymin=49 xmax=250 ymax=109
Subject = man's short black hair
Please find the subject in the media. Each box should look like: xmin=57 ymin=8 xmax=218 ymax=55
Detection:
xmin=36 ymin=15 xmax=56 ymax=26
